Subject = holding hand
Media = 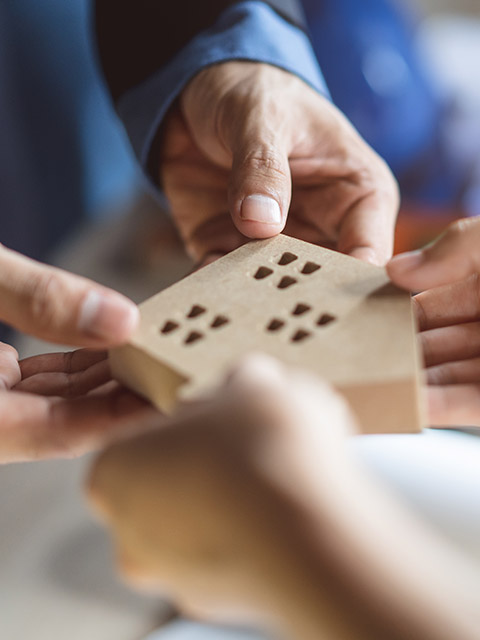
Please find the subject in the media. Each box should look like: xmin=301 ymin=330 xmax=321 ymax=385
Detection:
xmin=0 ymin=245 xmax=156 ymax=463
xmin=161 ymin=62 xmax=399 ymax=266
xmin=388 ymin=219 xmax=480 ymax=427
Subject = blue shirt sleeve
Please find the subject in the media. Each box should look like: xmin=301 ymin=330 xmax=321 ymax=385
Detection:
xmin=117 ymin=0 xmax=329 ymax=183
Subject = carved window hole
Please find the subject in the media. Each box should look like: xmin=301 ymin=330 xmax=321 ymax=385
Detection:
xmin=161 ymin=320 xmax=180 ymax=335
xmin=278 ymin=252 xmax=298 ymax=266
xmin=267 ymin=318 xmax=285 ymax=332
xmin=292 ymin=303 xmax=311 ymax=316
xmin=211 ymin=315 xmax=229 ymax=329
xmin=187 ymin=304 xmax=206 ymax=319
xmin=291 ymin=329 xmax=312 ymax=343
xmin=301 ymin=261 xmax=321 ymax=275
xmin=317 ymin=314 xmax=336 ymax=327
xmin=278 ymin=276 xmax=297 ymax=290
xmin=254 ymin=266 xmax=273 ymax=280
xmin=184 ymin=331 xmax=204 ymax=345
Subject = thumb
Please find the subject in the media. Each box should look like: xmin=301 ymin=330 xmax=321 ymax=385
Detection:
xmin=387 ymin=219 xmax=480 ymax=292
xmin=0 ymin=246 xmax=138 ymax=347
xmin=228 ymin=136 xmax=291 ymax=239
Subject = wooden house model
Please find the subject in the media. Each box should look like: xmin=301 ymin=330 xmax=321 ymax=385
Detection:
xmin=110 ymin=235 xmax=424 ymax=434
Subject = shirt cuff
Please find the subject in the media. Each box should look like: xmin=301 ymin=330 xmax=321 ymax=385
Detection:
xmin=117 ymin=0 xmax=329 ymax=183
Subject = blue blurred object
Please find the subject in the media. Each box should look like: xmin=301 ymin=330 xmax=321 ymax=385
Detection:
xmin=303 ymin=0 xmax=439 ymax=173
xmin=1 ymin=0 xmax=139 ymax=260
xmin=303 ymin=0 xmax=464 ymax=208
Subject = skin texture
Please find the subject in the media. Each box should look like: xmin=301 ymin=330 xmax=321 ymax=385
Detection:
xmin=388 ymin=218 xmax=480 ymax=427
xmin=161 ymin=62 xmax=399 ymax=266
xmin=0 ymin=245 xmax=157 ymax=464
xmin=88 ymin=355 xmax=480 ymax=640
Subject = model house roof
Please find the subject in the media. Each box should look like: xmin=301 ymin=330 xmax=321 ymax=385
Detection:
xmin=110 ymin=235 xmax=424 ymax=434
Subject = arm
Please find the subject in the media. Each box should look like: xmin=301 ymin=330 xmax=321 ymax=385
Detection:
xmin=93 ymin=1 xmax=327 ymax=179
xmin=95 ymin=0 xmax=308 ymax=102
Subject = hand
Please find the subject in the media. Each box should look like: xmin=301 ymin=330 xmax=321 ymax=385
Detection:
xmin=1 ymin=348 xmax=156 ymax=463
xmin=388 ymin=218 xmax=480 ymax=427
xmin=88 ymin=355 xmax=356 ymax=624
xmin=160 ymin=62 xmax=399 ymax=266
xmin=0 ymin=244 xmax=138 ymax=347
xmin=88 ymin=356 xmax=480 ymax=640
xmin=0 ymin=244 xmax=154 ymax=463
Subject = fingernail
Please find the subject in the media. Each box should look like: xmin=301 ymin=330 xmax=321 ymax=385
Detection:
xmin=388 ymin=250 xmax=424 ymax=272
xmin=79 ymin=290 xmax=139 ymax=341
xmin=241 ymin=195 xmax=282 ymax=224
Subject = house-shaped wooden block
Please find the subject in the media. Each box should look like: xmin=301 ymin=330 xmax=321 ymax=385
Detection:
xmin=110 ymin=235 xmax=424 ymax=435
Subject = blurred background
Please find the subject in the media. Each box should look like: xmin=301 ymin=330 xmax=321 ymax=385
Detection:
xmin=1 ymin=1 xmax=480 ymax=639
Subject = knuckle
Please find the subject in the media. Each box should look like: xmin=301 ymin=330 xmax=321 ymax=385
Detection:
xmin=369 ymin=159 xmax=400 ymax=208
xmin=28 ymin=270 xmax=64 ymax=328
xmin=427 ymin=365 xmax=447 ymax=386
xmin=0 ymin=342 xmax=19 ymax=359
xmin=446 ymin=218 xmax=473 ymax=240
xmin=62 ymin=350 xmax=75 ymax=375
xmin=241 ymin=149 xmax=286 ymax=181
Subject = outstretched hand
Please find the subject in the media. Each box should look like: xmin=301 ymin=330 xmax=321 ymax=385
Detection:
xmin=1 ymin=348 xmax=155 ymax=464
xmin=161 ymin=62 xmax=399 ymax=266
xmin=0 ymin=244 xmax=156 ymax=463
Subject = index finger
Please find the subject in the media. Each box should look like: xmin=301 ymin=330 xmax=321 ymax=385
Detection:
xmin=413 ymin=274 xmax=480 ymax=332
xmin=388 ymin=218 xmax=480 ymax=292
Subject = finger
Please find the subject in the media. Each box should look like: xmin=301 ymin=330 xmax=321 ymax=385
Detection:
xmin=388 ymin=218 xmax=480 ymax=291
xmin=337 ymin=190 xmax=397 ymax=266
xmin=19 ymin=349 xmax=107 ymax=379
xmin=227 ymin=353 xmax=357 ymax=439
xmin=14 ymin=359 xmax=111 ymax=397
xmin=0 ymin=246 xmax=138 ymax=347
xmin=188 ymin=212 xmax=246 ymax=264
xmin=228 ymin=132 xmax=291 ymax=239
xmin=421 ymin=322 xmax=480 ymax=367
xmin=413 ymin=275 xmax=480 ymax=332
xmin=427 ymin=357 xmax=480 ymax=386
xmin=0 ymin=388 xmax=158 ymax=463
xmin=0 ymin=342 xmax=21 ymax=390
xmin=428 ymin=384 xmax=480 ymax=428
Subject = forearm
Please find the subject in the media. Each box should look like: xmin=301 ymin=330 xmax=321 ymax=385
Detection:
xmin=265 ymin=460 xmax=480 ymax=640
xmin=93 ymin=1 xmax=327 ymax=185
xmin=95 ymin=0 xmax=307 ymax=102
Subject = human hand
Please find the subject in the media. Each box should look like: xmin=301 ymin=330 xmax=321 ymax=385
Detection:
xmin=1 ymin=348 xmax=156 ymax=463
xmin=88 ymin=355 xmax=356 ymax=624
xmin=388 ymin=218 xmax=480 ymax=427
xmin=88 ymin=356 xmax=480 ymax=640
xmin=0 ymin=244 xmax=154 ymax=463
xmin=0 ymin=244 xmax=138 ymax=347
xmin=160 ymin=62 xmax=399 ymax=266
